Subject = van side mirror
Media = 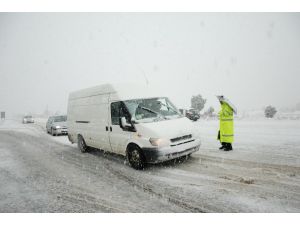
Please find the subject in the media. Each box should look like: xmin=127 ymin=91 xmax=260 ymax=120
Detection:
xmin=120 ymin=117 xmax=131 ymax=129
xmin=119 ymin=117 xmax=136 ymax=132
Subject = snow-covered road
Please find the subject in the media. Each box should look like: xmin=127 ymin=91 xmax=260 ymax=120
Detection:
xmin=0 ymin=119 xmax=299 ymax=212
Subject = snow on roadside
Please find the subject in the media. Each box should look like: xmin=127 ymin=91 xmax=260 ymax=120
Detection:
xmin=0 ymin=118 xmax=75 ymax=148
xmin=33 ymin=117 xmax=76 ymax=147
xmin=0 ymin=119 xmax=41 ymax=137
xmin=194 ymin=119 xmax=300 ymax=167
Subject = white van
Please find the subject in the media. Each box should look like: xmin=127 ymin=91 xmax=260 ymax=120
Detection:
xmin=67 ymin=83 xmax=201 ymax=169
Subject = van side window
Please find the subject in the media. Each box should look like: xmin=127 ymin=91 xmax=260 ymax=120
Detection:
xmin=111 ymin=102 xmax=120 ymax=125
xmin=111 ymin=102 xmax=130 ymax=125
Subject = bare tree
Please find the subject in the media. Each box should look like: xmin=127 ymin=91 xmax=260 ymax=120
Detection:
xmin=191 ymin=95 xmax=206 ymax=112
xmin=205 ymin=106 xmax=215 ymax=117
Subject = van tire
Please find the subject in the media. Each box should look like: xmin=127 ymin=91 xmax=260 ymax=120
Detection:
xmin=51 ymin=128 xmax=55 ymax=136
xmin=127 ymin=145 xmax=145 ymax=170
xmin=78 ymin=135 xmax=88 ymax=153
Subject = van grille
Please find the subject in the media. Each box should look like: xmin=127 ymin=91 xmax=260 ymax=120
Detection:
xmin=170 ymin=134 xmax=192 ymax=143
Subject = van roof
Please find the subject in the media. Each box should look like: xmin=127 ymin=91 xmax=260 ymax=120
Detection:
xmin=69 ymin=83 xmax=165 ymax=101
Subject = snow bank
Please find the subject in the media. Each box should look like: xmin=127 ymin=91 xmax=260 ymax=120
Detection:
xmin=194 ymin=119 xmax=300 ymax=167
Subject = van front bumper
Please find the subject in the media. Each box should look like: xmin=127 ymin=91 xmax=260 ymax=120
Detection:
xmin=53 ymin=128 xmax=68 ymax=135
xmin=142 ymin=139 xmax=201 ymax=164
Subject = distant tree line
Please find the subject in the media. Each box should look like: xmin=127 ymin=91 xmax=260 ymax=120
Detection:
xmin=191 ymin=94 xmax=206 ymax=112
xmin=190 ymin=95 xmax=216 ymax=118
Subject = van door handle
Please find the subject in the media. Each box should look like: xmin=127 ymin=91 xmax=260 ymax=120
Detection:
xmin=110 ymin=127 xmax=112 ymax=132
xmin=105 ymin=126 xmax=108 ymax=131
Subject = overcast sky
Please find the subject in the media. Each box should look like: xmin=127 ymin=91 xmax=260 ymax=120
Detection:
xmin=0 ymin=13 xmax=299 ymax=116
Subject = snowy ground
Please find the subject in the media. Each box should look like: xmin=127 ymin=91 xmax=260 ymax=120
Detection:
xmin=0 ymin=118 xmax=299 ymax=212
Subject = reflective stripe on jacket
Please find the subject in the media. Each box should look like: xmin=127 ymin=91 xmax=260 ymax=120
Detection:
xmin=218 ymin=102 xmax=234 ymax=143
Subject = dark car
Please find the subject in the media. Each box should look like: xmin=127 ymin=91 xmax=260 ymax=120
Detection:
xmin=186 ymin=109 xmax=200 ymax=121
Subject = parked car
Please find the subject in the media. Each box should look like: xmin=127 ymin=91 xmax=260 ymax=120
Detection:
xmin=67 ymin=83 xmax=201 ymax=170
xmin=186 ymin=109 xmax=200 ymax=121
xmin=46 ymin=115 xmax=68 ymax=136
xmin=22 ymin=115 xmax=34 ymax=123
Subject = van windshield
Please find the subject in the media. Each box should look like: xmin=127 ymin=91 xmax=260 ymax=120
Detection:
xmin=123 ymin=97 xmax=182 ymax=123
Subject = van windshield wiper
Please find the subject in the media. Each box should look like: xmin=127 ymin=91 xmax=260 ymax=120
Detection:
xmin=138 ymin=106 xmax=167 ymax=119
xmin=158 ymin=102 xmax=179 ymax=115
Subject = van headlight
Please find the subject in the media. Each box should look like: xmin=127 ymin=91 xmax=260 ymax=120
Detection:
xmin=55 ymin=126 xmax=61 ymax=129
xmin=149 ymin=138 xmax=170 ymax=148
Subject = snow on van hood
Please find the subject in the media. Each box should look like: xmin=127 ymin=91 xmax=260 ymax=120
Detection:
xmin=135 ymin=117 xmax=199 ymax=140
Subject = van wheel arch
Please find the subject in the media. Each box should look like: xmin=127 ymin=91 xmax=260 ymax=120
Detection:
xmin=126 ymin=143 xmax=146 ymax=170
xmin=51 ymin=127 xmax=55 ymax=136
xmin=77 ymin=134 xmax=88 ymax=153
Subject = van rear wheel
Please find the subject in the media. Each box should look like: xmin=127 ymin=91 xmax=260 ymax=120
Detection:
xmin=127 ymin=145 xmax=145 ymax=170
xmin=78 ymin=135 xmax=88 ymax=153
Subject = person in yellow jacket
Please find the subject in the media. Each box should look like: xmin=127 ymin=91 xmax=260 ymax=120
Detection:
xmin=217 ymin=96 xmax=235 ymax=151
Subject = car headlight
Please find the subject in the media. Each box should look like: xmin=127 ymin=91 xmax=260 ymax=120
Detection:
xmin=149 ymin=138 xmax=170 ymax=148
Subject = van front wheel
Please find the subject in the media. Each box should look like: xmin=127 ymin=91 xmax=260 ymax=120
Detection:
xmin=78 ymin=135 xmax=88 ymax=153
xmin=127 ymin=146 xmax=145 ymax=170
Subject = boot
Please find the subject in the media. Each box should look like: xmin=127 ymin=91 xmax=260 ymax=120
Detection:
xmin=219 ymin=142 xmax=226 ymax=150
xmin=224 ymin=143 xmax=233 ymax=151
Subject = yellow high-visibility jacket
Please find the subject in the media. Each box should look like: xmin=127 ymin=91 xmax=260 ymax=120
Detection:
xmin=218 ymin=102 xmax=234 ymax=143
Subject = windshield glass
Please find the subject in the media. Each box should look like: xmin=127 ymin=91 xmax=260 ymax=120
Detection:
xmin=123 ymin=97 xmax=182 ymax=123
xmin=189 ymin=109 xmax=199 ymax=115
xmin=54 ymin=116 xmax=67 ymax=122
xmin=24 ymin=116 xmax=32 ymax=119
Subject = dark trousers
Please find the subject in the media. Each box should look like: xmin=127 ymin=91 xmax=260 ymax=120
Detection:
xmin=218 ymin=130 xmax=232 ymax=148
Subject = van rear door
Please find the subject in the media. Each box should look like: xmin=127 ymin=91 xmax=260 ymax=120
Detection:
xmin=87 ymin=94 xmax=111 ymax=152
